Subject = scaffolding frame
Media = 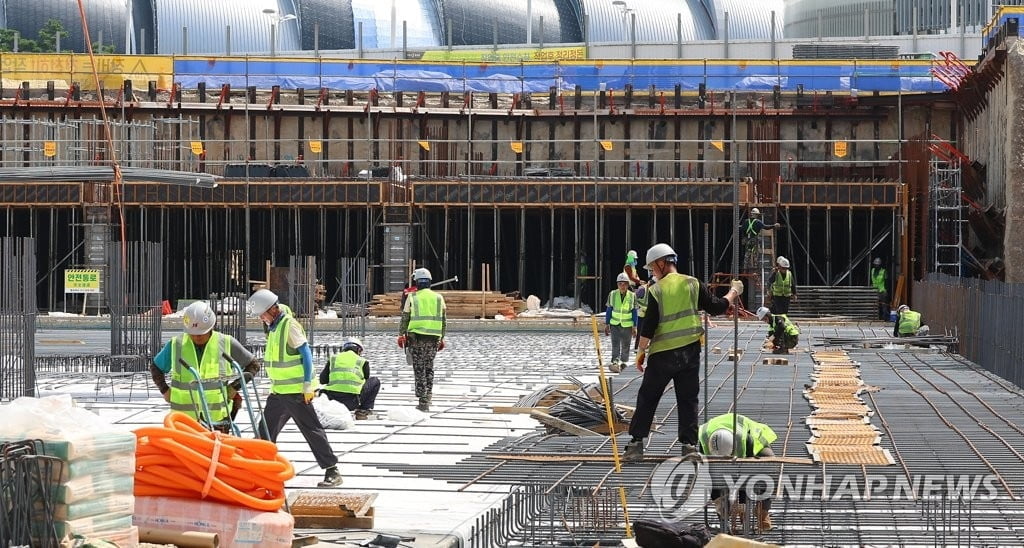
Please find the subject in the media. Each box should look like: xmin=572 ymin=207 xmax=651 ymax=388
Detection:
xmin=928 ymin=137 xmax=965 ymax=277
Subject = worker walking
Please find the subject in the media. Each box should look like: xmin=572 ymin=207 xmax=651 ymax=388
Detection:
xmin=150 ymin=301 xmax=260 ymax=432
xmin=398 ymin=268 xmax=447 ymax=412
xmin=700 ymin=413 xmax=778 ymax=530
xmin=623 ymin=243 xmax=742 ymax=462
xmin=623 ymin=249 xmax=642 ymax=286
xmin=604 ymin=272 xmax=638 ymax=373
xmin=893 ymin=304 xmax=928 ymax=337
xmin=320 ymin=337 xmax=380 ymax=420
xmin=870 ymin=257 xmax=889 ymax=320
xmin=249 ymin=289 xmax=342 ymax=487
xmin=756 ymin=306 xmax=800 ymax=354
xmin=767 ymin=256 xmax=797 ymax=314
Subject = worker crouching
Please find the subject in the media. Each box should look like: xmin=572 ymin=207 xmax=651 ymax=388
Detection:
xmin=700 ymin=413 xmax=778 ymax=531
xmin=320 ymin=337 xmax=380 ymax=420
xmin=757 ymin=306 xmax=800 ymax=354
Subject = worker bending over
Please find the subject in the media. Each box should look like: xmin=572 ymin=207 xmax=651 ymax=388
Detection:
xmin=893 ymin=304 xmax=928 ymax=337
xmin=150 ymin=301 xmax=259 ymax=432
xmin=249 ymin=289 xmax=342 ymax=487
xmin=604 ymin=272 xmax=638 ymax=373
xmin=756 ymin=306 xmax=800 ymax=354
xmin=700 ymin=413 xmax=778 ymax=530
xmin=320 ymin=337 xmax=380 ymax=420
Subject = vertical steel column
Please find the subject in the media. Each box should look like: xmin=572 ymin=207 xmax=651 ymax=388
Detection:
xmin=548 ymin=208 xmax=555 ymax=306
xmin=519 ymin=207 xmax=526 ymax=295
xmin=493 ymin=207 xmax=500 ymax=290
xmin=0 ymin=237 xmax=36 ymax=398
xmin=108 ymin=241 xmax=162 ymax=362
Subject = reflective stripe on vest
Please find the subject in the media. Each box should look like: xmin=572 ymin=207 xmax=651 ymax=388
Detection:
xmin=607 ymin=290 xmax=635 ymax=327
xmin=169 ymin=332 xmax=232 ymax=421
xmin=771 ymin=270 xmax=793 ymax=297
xmin=265 ymin=315 xmax=306 ymax=394
xmin=408 ymin=288 xmax=444 ymax=337
xmin=745 ymin=219 xmax=759 ymax=238
xmin=768 ymin=314 xmax=800 ymax=338
xmin=898 ymin=310 xmax=922 ymax=334
xmin=324 ymin=351 xmax=366 ymax=394
xmin=871 ymin=268 xmax=887 ymax=293
xmin=698 ymin=413 xmax=777 ymax=457
xmin=648 ymin=273 xmax=703 ymax=355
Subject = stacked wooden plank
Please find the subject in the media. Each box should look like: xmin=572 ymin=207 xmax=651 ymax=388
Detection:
xmin=803 ymin=350 xmax=894 ymax=465
xmin=368 ymin=290 xmax=526 ymax=318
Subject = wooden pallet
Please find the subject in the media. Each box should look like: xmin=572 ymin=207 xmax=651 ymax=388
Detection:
xmin=762 ymin=357 xmax=789 ymax=365
xmin=289 ymin=491 xmax=376 ymax=529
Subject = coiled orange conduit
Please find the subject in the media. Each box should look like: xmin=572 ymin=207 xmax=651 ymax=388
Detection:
xmin=134 ymin=412 xmax=295 ymax=512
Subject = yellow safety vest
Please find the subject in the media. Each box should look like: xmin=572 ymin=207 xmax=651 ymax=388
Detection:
xmin=324 ymin=351 xmax=366 ymax=394
xmin=768 ymin=314 xmax=800 ymax=338
xmin=408 ymin=288 xmax=445 ymax=337
xmin=265 ymin=315 xmax=306 ymax=394
xmin=647 ymin=273 xmax=703 ymax=355
xmin=770 ymin=270 xmax=793 ymax=297
xmin=699 ymin=413 xmax=777 ymax=457
xmin=898 ymin=310 xmax=922 ymax=334
xmin=871 ymin=267 xmax=887 ymax=293
xmin=169 ymin=332 xmax=233 ymax=422
xmin=607 ymin=289 xmax=636 ymax=328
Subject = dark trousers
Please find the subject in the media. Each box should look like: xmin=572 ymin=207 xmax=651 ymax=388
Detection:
xmin=712 ymin=447 xmax=775 ymax=511
xmin=878 ymin=292 xmax=890 ymax=321
xmin=324 ymin=377 xmax=381 ymax=411
xmin=628 ymin=343 xmax=701 ymax=446
xmin=769 ymin=295 xmax=790 ymax=315
xmin=408 ymin=334 xmax=438 ymax=404
xmin=258 ymin=392 xmax=338 ymax=469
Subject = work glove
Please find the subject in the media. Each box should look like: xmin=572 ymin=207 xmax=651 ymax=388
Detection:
xmin=635 ymin=350 xmax=646 ymax=372
xmin=397 ymin=335 xmax=407 ymax=348
xmin=635 ymin=286 xmax=646 ymax=300
xmin=631 ymin=327 xmax=637 ymax=337
xmin=302 ymin=382 xmax=315 ymax=404
xmin=730 ymin=279 xmax=744 ymax=296
xmin=437 ymin=339 xmax=445 ymax=351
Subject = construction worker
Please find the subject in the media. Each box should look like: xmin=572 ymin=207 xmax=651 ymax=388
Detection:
xmin=150 ymin=301 xmax=260 ymax=432
xmin=623 ymin=243 xmax=743 ymax=462
xmin=767 ymin=256 xmax=797 ymax=314
xmin=870 ymin=257 xmax=889 ymax=320
xmin=700 ymin=413 xmax=778 ymax=530
xmin=893 ymin=304 xmax=928 ymax=337
xmin=741 ymin=208 xmax=781 ymax=271
xmin=249 ymin=289 xmax=342 ymax=487
xmin=319 ymin=337 xmax=380 ymax=420
xmin=398 ymin=267 xmax=447 ymax=412
xmin=756 ymin=306 xmax=800 ymax=354
xmin=604 ymin=272 xmax=638 ymax=373
xmin=623 ymin=249 xmax=642 ymax=286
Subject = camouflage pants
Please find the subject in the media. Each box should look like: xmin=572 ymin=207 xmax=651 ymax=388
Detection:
xmin=408 ymin=335 xmax=438 ymax=404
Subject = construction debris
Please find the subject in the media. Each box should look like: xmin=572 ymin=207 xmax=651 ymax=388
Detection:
xmin=368 ymin=290 xmax=525 ymax=318
xmin=502 ymin=377 xmax=630 ymax=436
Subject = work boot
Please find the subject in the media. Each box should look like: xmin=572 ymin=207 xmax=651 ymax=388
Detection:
xmin=755 ymin=504 xmax=773 ymax=530
xmin=772 ymin=347 xmax=789 ymax=355
xmin=622 ymin=439 xmax=644 ymax=463
xmin=679 ymin=443 xmax=699 ymax=459
xmin=318 ymin=466 xmax=343 ymax=487
xmin=609 ymin=360 xmax=621 ymax=373
xmin=354 ymin=409 xmax=371 ymax=420
xmin=416 ymin=402 xmax=430 ymax=412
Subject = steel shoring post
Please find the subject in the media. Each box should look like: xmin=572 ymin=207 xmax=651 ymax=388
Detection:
xmin=730 ymin=91 xmax=739 ymax=453
xmin=703 ymin=222 xmax=710 ymax=428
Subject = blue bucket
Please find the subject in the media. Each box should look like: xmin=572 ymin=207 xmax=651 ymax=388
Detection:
xmin=888 ymin=311 xmax=898 ymax=322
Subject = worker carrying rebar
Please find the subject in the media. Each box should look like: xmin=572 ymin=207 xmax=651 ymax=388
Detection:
xmin=893 ymin=304 xmax=929 ymax=337
xmin=398 ymin=267 xmax=447 ymax=412
xmin=700 ymin=413 xmax=778 ymax=531
xmin=767 ymin=256 xmax=797 ymax=314
xmin=150 ymin=301 xmax=260 ymax=433
xmin=623 ymin=249 xmax=643 ymax=286
xmin=319 ymin=337 xmax=380 ymax=420
xmin=756 ymin=306 xmax=800 ymax=354
xmin=249 ymin=289 xmax=342 ymax=487
xmin=870 ymin=257 xmax=890 ymax=321
xmin=623 ymin=243 xmax=742 ymax=462
xmin=604 ymin=272 xmax=638 ymax=373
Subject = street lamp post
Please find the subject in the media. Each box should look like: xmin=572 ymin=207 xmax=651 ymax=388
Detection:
xmin=262 ymin=8 xmax=297 ymax=56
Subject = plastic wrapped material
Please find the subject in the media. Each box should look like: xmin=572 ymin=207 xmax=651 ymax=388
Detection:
xmin=42 ymin=434 xmax=138 ymax=461
xmin=134 ymin=496 xmax=294 ymax=548
xmin=64 ymin=455 xmax=136 ymax=481
xmin=54 ymin=495 xmax=135 ymax=521
xmin=312 ymin=395 xmax=355 ymax=430
xmin=55 ymin=514 xmax=134 ymax=538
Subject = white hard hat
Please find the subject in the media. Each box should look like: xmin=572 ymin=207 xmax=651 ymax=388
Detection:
xmin=645 ymin=243 xmax=677 ymax=267
xmin=897 ymin=304 xmax=909 ymax=313
xmin=756 ymin=306 xmax=771 ymax=321
xmin=342 ymin=336 xmax=364 ymax=354
xmin=627 ymin=249 xmax=638 ymax=259
xmin=248 ymin=289 xmax=279 ymax=316
xmin=412 ymin=267 xmax=432 ymax=282
xmin=873 ymin=258 xmax=882 ymax=266
xmin=708 ymin=428 xmax=735 ymax=457
xmin=182 ymin=301 xmax=216 ymax=335
xmin=616 ymin=272 xmax=630 ymax=283
xmin=750 ymin=208 xmax=761 ymax=216
xmin=776 ymin=256 xmax=790 ymax=268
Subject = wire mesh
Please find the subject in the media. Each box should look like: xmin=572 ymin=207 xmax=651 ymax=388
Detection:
xmin=107 ymin=241 xmax=163 ymax=360
xmin=0 ymin=236 xmax=36 ymax=399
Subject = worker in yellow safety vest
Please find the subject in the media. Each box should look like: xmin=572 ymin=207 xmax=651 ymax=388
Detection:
xmin=870 ymin=257 xmax=890 ymax=320
xmin=756 ymin=306 xmax=800 ymax=354
xmin=700 ymin=413 xmax=778 ymax=531
xmin=893 ymin=304 xmax=928 ymax=337
xmin=767 ymin=256 xmax=797 ymax=314
xmin=320 ymin=337 xmax=380 ymax=420
xmin=604 ymin=272 xmax=638 ymax=373
xmin=397 ymin=267 xmax=447 ymax=412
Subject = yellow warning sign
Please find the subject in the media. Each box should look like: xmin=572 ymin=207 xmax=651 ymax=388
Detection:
xmin=0 ymin=54 xmax=173 ymax=91
xmin=833 ymin=141 xmax=848 ymax=158
xmin=710 ymin=141 xmax=724 ymax=152
xmin=43 ymin=141 xmax=57 ymax=157
xmin=418 ymin=140 xmax=431 ymax=151
xmin=600 ymin=141 xmax=613 ymax=151
xmin=64 ymin=269 xmax=101 ymax=294
xmin=190 ymin=141 xmax=204 ymax=155
xmin=510 ymin=141 xmax=523 ymax=154
xmin=309 ymin=140 xmax=322 ymax=154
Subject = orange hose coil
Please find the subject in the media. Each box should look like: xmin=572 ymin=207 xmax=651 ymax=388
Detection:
xmin=134 ymin=412 xmax=295 ymax=512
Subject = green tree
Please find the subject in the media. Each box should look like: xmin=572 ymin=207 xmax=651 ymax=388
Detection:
xmin=37 ymin=19 xmax=69 ymax=52
xmin=0 ymin=28 xmax=40 ymax=52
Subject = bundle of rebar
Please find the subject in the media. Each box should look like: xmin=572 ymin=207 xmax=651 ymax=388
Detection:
xmin=816 ymin=334 xmax=958 ymax=347
xmin=0 ymin=166 xmax=218 ymax=188
xmin=0 ymin=440 xmax=63 ymax=547
xmin=545 ymin=379 xmax=625 ymax=433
